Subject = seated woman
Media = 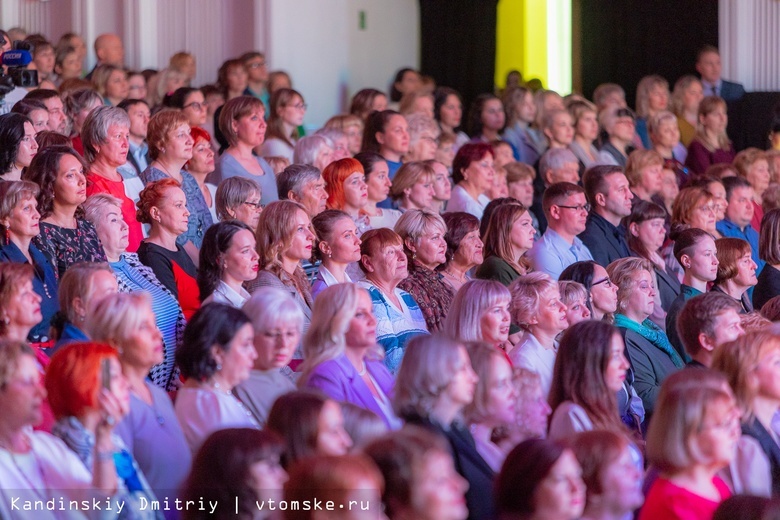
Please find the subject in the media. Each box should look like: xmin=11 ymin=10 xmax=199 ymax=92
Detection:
xmin=248 ymin=200 xmax=314 ymax=337
xmin=476 ymin=202 xmax=535 ymax=287
xmin=174 ymin=303 xmax=259 ymax=452
xmin=25 ymin=145 xmax=106 ymax=278
xmin=217 ymin=96 xmax=279 ymax=205
xmin=354 ymin=151 xmax=402 ymax=230
xmin=427 ymin=158 xmax=453 ymax=213
xmin=598 ymin=107 xmax=637 ymax=168
xmin=62 ymin=87 xmax=103 ymax=156
xmin=465 ymin=342 xmax=518 ymax=472
xmin=322 ymin=157 xmax=370 ymax=233
xmin=495 ymin=439 xmax=586 ymax=520
xmin=733 ymin=147 xmax=771 ymax=232
xmin=91 ymin=64 xmax=128 ymax=106
xmin=558 ymin=280 xmax=592 ymax=326
xmin=755 ymin=208 xmax=780 ymax=311
xmin=361 ymin=110 xmax=409 ymax=183
xmin=665 ymin=228 xmax=720 ymax=358
xmin=650 ymin=110 xmax=690 ymax=186
xmin=548 ymin=320 xmax=636 ymax=440
xmin=567 ymin=100 xmax=601 ymax=174
xmin=46 ymin=342 xmax=158 ymax=510
xmin=395 ymin=209 xmax=454 ymax=332
xmin=163 ymin=87 xmax=207 ymax=128
xmin=299 ymin=283 xmax=400 ymax=430
xmin=181 ymin=428 xmax=287 ymax=520
xmin=358 ymin=228 xmax=427 ymax=373
xmin=185 ymin=126 xmax=218 ymax=224
xmin=439 ymin=212 xmax=483 ymax=293
xmin=467 ymin=94 xmax=507 ymax=145
xmin=559 ymin=261 xmax=619 ymax=322
xmin=364 ymin=426 xmax=469 ymax=520
xmin=83 ymin=193 xmax=185 ymax=391
xmin=626 ymin=200 xmax=681 ymax=330
xmin=640 ymin=371 xmax=737 ymax=519
xmin=310 ymin=210 xmax=361 ymax=299
xmin=671 ymin=75 xmax=704 ymax=148
xmin=214 ymin=176 xmax=262 ymax=231
xmin=508 ymin=272 xmax=569 ymax=399
xmin=389 ymin=161 xmax=436 ymax=213
xmin=140 ymin=109 xmax=213 ymax=258
xmin=198 ymin=220 xmax=258 ymax=308
xmin=267 ymin=390 xmax=353 ymax=466
xmin=713 ymin=238 xmax=757 ymax=313
xmin=284 ymin=455 xmax=384 ymax=520
xmin=686 ymin=96 xmax=736 ymax=175
xmin=394 ymin=334 xmax=493 ymax=520
xmin=82 ymin=106 xmax=144 ymax=252
xmin=404 ymin=113 xmax=440 ymax=162
xmin=0 ymin=112 xmax=37 ymax=181
xmin=233 ymin=287 xmax=301 ymax=426
xmin=50 ymin=262 xmax=117 ymax=353
xmin=712 ymin=330 xmax=780 ymax=496
xmin=350 ymin=88 xmax=388 ymax=123
xmin=325 ymin=113 xmax=364 ymax=156
xmin=635 ymin=74 xmax=671 ymax=149
xmin=571 ymin=430 xmax=645 ymax=520
xmin=85 ymin=292 xmax=192 ymax=502
xmin=136 ymin=178 xmax=200 ymax=319
xmin=261 ymin=88 xmax=305 ymax=162
xmin=445 ymin=280 xmax=512 ymax=352
xmin=0 ymin=342 xmax=121 ymax=518
xmin=445 ymin=142 xmax=494 ymax=219
xmin=664 ymin=186 xmax=721 ymax=279
xmin=608 ymin=257 xmax=684 ymax=419
xmin=626 ymin=149 xmax=664 ymax=205
xmin=0 ymin=181 xmax=58 ymax=345
xmin=294 ymin=135 xmax=336 ymax=172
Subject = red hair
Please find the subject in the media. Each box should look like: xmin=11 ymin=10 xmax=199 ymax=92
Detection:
xmin=322 ymin=157 xmax=364 ymax=210
xmin=190 ymin=125 xmax=211 ymax=144
xmin=452 ymin=142 xmax=494 ymax=184
xmin=45 ymin=342 xmax=118 ymax=419
xmin=136 ymin=178 xmax=182 ymax=224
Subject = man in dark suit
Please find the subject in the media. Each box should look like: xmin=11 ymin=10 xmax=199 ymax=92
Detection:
xmin=696 ymin=45 xmax=746 ymax=101
xmin=578 ymin=165 xmax=633 ymax=267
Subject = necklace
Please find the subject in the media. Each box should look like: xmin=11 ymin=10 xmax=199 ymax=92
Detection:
xmin=443 ymin=267 xmax=467 ymax=283
xmin=357 ymin=360 xmax=367 ymax=377
xmin=212 ymin=381 xmax=255 ymax=420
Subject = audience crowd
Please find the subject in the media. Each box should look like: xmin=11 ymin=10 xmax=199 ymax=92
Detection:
xmin=4 ymin=27 xmax=780 ymax=520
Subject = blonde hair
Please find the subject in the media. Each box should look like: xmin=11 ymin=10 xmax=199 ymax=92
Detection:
xmin=444 ymin=280 xmax=511 ymax=343
xmin=625 ymin=149 xmax=664 ymax=188
xmin=390 ymin=161 xmax=435 ymax=202
xmin=635 ymin=75 xmax=669 ymax=118
xmin=508 ymin=272 xmax=557 ymax=331
xmin=84 ymin=292 xmax=153 ymax=349
xmin=606 ymin=257 xmax=654 ymax=315
xmin=464 ymin=341 xmax=512 ymax=423
xmin=695 ymin=96 xmax=731 ymax=151
xmin=394 ymin=208 xmax=447 ymax=262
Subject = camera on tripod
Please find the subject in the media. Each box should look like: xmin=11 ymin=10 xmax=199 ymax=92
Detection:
xmin=0 ymin=40 xmax=39 ymax=101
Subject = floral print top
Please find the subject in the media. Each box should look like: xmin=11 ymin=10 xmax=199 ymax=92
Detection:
xmin=34 ymin=220 xmax=107 ymax=279
xmin=398 ymin=260 xmax=454 ymax=333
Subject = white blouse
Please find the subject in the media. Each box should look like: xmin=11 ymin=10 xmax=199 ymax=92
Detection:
xmin=174 ymin=387 xmax=259 ymax=452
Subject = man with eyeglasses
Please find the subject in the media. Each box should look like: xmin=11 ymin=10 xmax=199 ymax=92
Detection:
xmin=531 ymin=148 xmax=580 ymax=233
xmin=579 ymin=165 xmax=633 ymax=267
xmin=530 ymin=182 xmax=594 ymax=280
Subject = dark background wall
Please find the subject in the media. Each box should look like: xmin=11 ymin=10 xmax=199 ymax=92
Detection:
xmin=576 ymin=0 xmax=719 ymax=108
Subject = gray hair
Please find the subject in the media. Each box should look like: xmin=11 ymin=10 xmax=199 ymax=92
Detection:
xmin=81 ymin=106 xmax=130 ymax=163
xmin=539 ymin=147 xmax=577 ymax=176
xmin=82 ymin=192 xmax=123 ymax=228
xmin=293 ymin=135 xmax=332 ymax=166
xmin=242 ymin=286 xmax=305 ymax=335
xmin=277 ymin=164 xmax=322 ymax=200
xmin=215 ymin=177 xmax=261 ymax=221
xmin=394 ymin=208 xmax=447 ymax=253
xmin=314 ymin=127 xmax=345 ymax=144
xmin=405 ymin=113 xmax=440 ymax=149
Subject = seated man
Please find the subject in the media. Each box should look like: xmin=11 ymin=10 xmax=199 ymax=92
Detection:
xmin=677 ymin=292 xmax=744 ymax=368
xmin=716 ymin=176 xmax=764 ymax=276
xmin=530 ymin=182 xmax=593 ymax=279
xmin=696 ymin=45 xmax=746 ymax=101
xmin=579 ymin=165 xmax=633 ymax=267
xmin=531 ymin=148 xmax=580 ymax=233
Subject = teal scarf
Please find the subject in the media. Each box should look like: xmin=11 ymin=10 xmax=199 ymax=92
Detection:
xmin=614 ymin=314 xmax=685 ymax=368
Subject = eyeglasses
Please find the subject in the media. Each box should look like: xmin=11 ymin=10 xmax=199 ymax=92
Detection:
xmin=592 ymin=277 xmax=614 ymax=288
xmin=697 ymin=204 xmax=717 ymax=214
xmin=287 ymin=103 xmax=308 ymax=111
xmin=183 ymin=101 xmax=207 ymax=111
xmin=556 ymin=203 xmax=591 ymax=212
xmin=243 ymin=201 xmax=264 ymax=210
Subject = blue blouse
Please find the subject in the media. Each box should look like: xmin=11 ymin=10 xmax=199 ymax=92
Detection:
xmin=0 ymin=240 xmax=59 ymax=341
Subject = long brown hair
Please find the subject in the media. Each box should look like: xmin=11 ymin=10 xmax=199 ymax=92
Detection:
xmin=482 ymin=202 xmax=529 ymax=275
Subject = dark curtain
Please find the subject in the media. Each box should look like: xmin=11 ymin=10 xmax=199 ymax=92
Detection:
xmin=577 ymin=0 xmax=719 ymax=108
xmin=419 ymin=0 xmax=499 ymax=115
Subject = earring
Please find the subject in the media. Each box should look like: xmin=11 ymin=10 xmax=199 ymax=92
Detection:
xmin=216 ymin=363 xmax=222 ymax=371
xmin=4 ymin=228 xmax=8 ymax=245
xmin=2 ymin=315 xmax=9 ymax=325
xmin=412 ymin=252 xmax=416 ymax=260
xmin=328 ymin=252 xmax=332 ymax=259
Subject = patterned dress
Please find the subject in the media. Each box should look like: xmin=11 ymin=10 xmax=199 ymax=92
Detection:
xmin=34 ymin=220 xmax=107 ymax=279
xmin=397 ymin=260 xmax=454 ymax=333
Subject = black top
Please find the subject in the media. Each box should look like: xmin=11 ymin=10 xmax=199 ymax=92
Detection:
xmin=742 ymin=417 xmax=780 ymax=496
xmin=137 ymin=241 xmax=198 ymax=300
xmin=578 ymin=211 xmax=631 ymax=268
xmin=403 ymin=413 xmax=495 ymax=520
xmin=753 ymin=264 xmax=780 ymax=313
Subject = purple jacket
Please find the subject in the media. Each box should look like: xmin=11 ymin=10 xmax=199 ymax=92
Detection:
xmin=304 ymin=354 xmax=398 ymax=429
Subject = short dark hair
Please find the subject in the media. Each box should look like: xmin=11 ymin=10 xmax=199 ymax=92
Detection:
xmin=677 ymin=292 xmax=741 ymax=358
xmin=441 ymin=212 xmax=480 ymax=266
xmin=10 ymin=99 xmax=47 ymax=117
xmin=697 ymin=44 xmax=720 ymax=62
xmin=116 ymin=97 xmax=149 ymax=112
xmin=23 ymin=89 xmax=61 ymax=103
xmin=542 ymin=182 xmax=585 ymax=217
xmin=175 ymin=303 xmax=251 ymax=381
xmin=582 ymin=165 xmax=624 ymax=206
xmin=721 ymin=175 xmax=752 ymax=201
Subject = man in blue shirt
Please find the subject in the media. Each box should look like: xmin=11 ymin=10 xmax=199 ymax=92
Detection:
xmin=530 ymin=182 xmax=593 ymax=280
xmin=716 ymin=176 xmax=764 ymax=276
